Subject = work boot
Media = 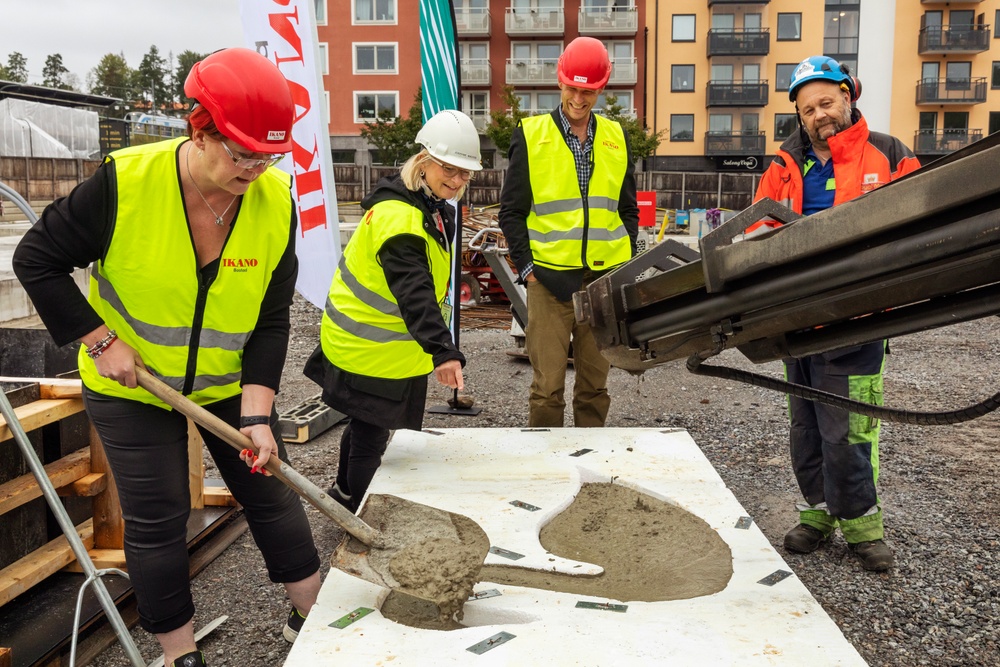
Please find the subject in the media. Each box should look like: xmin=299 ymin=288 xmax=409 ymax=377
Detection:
xmin=783 ymin=524 xmax=830 ymax=553
xmin=849 ymin=539 xmax=894 ymax=572
xmin=171 ymin=651 xmax=206 ymax=667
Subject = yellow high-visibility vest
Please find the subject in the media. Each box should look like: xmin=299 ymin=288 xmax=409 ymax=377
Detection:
xmin=321 ymin=199 xmax=452 ymax=379
xmin=79 ymin=137 xmax=294 ymax=406
xmin=522 ymin=113 xmax=631 ymax=271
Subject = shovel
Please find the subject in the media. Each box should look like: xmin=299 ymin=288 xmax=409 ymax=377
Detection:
xmin=135 ymin=368 xmax=489 ymax=618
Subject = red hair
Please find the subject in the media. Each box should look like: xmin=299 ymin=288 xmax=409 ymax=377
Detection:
xmin=186 ymin=104 xmax=224 ymax=140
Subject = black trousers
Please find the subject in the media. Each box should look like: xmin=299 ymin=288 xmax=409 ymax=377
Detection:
xmin=83 ymin=388 xmax=320 ymax=634
xmin=334 ymin=418 xmax=391 ymax=512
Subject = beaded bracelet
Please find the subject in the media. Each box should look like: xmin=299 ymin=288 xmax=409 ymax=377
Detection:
xmin=86 ymin=330 xmax=119 ymax=359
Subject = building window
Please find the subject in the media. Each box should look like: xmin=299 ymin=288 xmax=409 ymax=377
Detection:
xmin=777 ymin=13 xmax=801 ymax=41
xmin=946 ymin=61 xmax=972 ymax=90
xmin=776 ymin=63 xmax=796 ymax=92
xmin=354 ymin=0 xmax=395 ymax=22
xmin=331 ymin=149 xmax=356 ymax=164
xmin=672 ymin=15 xmax=696 ymax=42
xmin=355 ymin=92 xmax=398 ymax=122
xmin=989 ymin=112 xmax=1000 ymax=135
xmin=825 ymin=8 xmax=859 ymax=62
xmin=993 ymin=62 xmax=1000 ymax=89
xmin=318 ymin=43 xmax=329 ymax=75
xmin=672 ymin=65 xmax=695 ymax=92
xmin=315 ymin=0 xmax=327 ymax=25
xmin=670 ymin=114 xmax=694 ymax=142
xmin=774 ymin=114 xmax=797 ymax=141
xmin=479 ymin=149 xmax=496 ymax=169
xmin=996 ymin=11 xmax=1000 ymax=38
xmin=355 ymin=44 xmax=397 ymax=74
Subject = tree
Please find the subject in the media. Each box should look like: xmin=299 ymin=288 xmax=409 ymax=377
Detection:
xmin=601 ymin=93 xmax=664 ymax=162
xmin=42 ymin=53 xmax=72 ymax=90
xmin=359 ymin=89 xmax=423 ymax=166
xmin=175 ymin=50 xmax=207 ymax=108
xmin=485 ymin=86 xmax=529 ymax=155
xmin=89 ymin=53 xmax=136 ymax=118
xmin=0 ymin=52 xmax=29 ymax=83
xmin=135 ymin=46 xmax=169 ymax=112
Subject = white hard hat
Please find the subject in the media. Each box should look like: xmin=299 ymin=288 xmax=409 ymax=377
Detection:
xmin=415 ymin=109 xmax=483 ymax=172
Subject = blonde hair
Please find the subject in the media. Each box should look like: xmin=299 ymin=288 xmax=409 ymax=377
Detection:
xmin=400 ymin=149 xmax=470 ymax=201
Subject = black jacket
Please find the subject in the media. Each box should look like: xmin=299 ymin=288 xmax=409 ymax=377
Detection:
xmin=498 ymin=109 xmax=640 ymax=301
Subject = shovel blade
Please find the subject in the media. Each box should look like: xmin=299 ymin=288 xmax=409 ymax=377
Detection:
xmin=331 ymin=494 xmax=489 ymax=622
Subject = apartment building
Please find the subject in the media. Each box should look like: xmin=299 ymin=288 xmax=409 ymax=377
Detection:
xmin=646 ymin=0 xmax=1000 ymax=172
xmin=317 ymin=0 xmax=645 ymax=168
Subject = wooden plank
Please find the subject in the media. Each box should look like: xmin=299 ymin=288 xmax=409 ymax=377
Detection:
xmin=203 ymin=485 xmax=238 ymax=507
xmin=89 ymin=425 xmax=124 ymax=550
xmin=0 ymin=398 xmax=85 ymax=443
xmin=0 ymin=647 xmax=10 ymax=667
xmin=61 ymin=548 xmax=126 ymax=573
xmin=188 ymin=418 xmax=205 ymax=510
xmin=0 ymin=448 xmax=91 ymax=515
xmin=0 ymin=518 xmax=94 ymax=607
xmin=0 ymin=377 xmax=82 ymax=399
xmin=56 ymin=472 xmax=107 ymax=497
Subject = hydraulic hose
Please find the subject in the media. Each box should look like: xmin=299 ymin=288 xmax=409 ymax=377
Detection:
xmin=686 ymin=353 xmax=1000 ymax=426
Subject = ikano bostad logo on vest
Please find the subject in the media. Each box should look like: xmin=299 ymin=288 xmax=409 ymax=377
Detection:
xmin=222 ymin=257 xmax=259 ymax=273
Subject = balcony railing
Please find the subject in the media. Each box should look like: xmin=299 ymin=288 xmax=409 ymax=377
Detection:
xmin=578 ymin=6 xmax=638 ymax=35
xmin=468 ymin=110 xmax=491 ymax=133
xmin=455 ymin=8 xmax=490 ymax=37
xmin=704 ymin=132 xmax=766 ymax=155
xmin=608 ymin=58 xmax=637 ymax=85
xmin=915 ymin=78 xmax=987 ymax=105
xmin=461 ymin=58 xmax=491 ymax=86
xmin=706 ymin=80 xmax=769 ymax=107
xmin=707 ymin=29 xmax=770 ymax=57
xmin=913 ymin=129 xmax=983 ymax=154
xmin=709 ymin=0 xmax=769 ymax=5
xmin=505 ymin=8 xmax=564 ymax=36
xmin=506 ymin=58 xmax=559 ymax=86
xmin=921 ymin=0 xmax=982 ymax=3
xmin=918 ymin=25 xmax=990 ymax=54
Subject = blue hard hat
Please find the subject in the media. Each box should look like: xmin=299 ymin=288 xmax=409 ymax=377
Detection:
xmin=788 ymin=55 xmax=857 ymax=102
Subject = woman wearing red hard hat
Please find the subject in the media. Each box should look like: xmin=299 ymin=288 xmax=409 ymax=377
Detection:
xmin=13 ymin=48 xmax=320 ymax=666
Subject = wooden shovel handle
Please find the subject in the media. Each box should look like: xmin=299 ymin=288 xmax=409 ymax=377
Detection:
xmin=135 ymin=367 xmax=379 ymax=546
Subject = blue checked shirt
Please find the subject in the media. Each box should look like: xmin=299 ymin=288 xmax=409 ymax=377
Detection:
xmin=557 ymin=106 xmax=595 ymax=197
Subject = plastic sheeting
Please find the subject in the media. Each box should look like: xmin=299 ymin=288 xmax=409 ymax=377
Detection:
xmin=0 ymin=99 xmax=100 ymax=159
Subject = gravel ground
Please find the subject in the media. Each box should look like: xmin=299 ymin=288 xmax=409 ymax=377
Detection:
xmin=90 ymin=296 xmax=1000 ymax=666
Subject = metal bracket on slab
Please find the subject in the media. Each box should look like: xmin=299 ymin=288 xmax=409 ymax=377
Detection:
xmin=757 ymin=570 xmax=794 ymax=586
xmin=569 ymin=448 xmax=594 ymax=457
xmin=575 ymin=601 xmax=628 ymax=613
xmin=735 ymin=516 xmax=753 ymax=529
xmin=509 ymin=500 xmax=541 ymax=511
xmin=489 ymin=546 xmax=525 ymax=560
xmin=329 ymin=607 xmax=375 ymax=629
xmin=468 ymin=589 xmax=502 ymax=601
xmin=467 ymin=631 xmax=516 ymax=655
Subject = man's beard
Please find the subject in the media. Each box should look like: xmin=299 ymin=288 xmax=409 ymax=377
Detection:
xmin=808 ymin=109 xmax=852 ymax=147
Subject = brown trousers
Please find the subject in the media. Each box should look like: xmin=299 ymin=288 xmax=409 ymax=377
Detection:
xmin=525 ymin=279 xmax=611 ymax=427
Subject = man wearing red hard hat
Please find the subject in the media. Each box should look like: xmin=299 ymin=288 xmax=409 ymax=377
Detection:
xmin=499 ymin=37 xmax=638 ymax=428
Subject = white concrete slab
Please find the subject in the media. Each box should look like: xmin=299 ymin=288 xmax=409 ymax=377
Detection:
xmin=286 ymin=428 xmax=867 ymax=666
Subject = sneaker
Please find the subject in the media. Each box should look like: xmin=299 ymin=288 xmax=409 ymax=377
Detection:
xmin=172 ymin=651 xmax=206 ymax=667
xmin=783 ymin=524 xmax=831 ymax=553
xmin=283 ymin=607 xmax=307 ymax=643
xmin=327 ymin=483 xmax=353 ymax=511
xmin=849 ymin=539 xmax=894 ymax=572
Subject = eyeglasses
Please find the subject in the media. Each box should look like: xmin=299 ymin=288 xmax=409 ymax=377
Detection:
xmin=429 ymin=156 xmax=473 ymax=181
xmin=219 ymin=141 xmax=285 ymax=170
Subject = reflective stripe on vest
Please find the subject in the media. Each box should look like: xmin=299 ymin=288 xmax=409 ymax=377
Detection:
xmin=79 ymin=137 xmax=293 ymax=406
xmin=522 ymin=114 xmax=631 ymax=271
xmin=320 ymin=199 xmax=451 ymax=379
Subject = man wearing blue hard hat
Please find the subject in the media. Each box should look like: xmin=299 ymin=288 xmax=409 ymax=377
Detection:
xmin=753 ymin=55 xmax=921 ymax=572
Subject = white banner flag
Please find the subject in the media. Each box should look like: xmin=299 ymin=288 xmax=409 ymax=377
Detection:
xmin=239 ymin=0 xmax=340 ymax=309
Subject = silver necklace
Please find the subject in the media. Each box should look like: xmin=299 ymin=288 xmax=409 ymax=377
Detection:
xmin=186 ymin=145 xmax=237 ymax=226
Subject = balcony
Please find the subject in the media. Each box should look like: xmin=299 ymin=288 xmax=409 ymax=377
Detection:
xmin=707 ymin=29 xmax=770 ymax=57
xmin=921 ymin=0 xmax=982 ymax=3
xmin=468 ymin=110 xmax=491 ymax=133
xmin=461 ymin=58 xmax=491 ymax=86
xmin=455 ymin=8 xmax=490 ymax=37
xmin=709 ymin=0 xmax=769 ymax=5
xmin=913 ymin=129 xmax=983 ymax=155
xmin=608 ymin=57 xmax=637 ymax=86
xmin=704 ymin=132 xmax=767 ymax=156
xmin=918 ymin=25 xmax=990 ymax=54
xmin=506 ymin=58 xmax=559 ymax=86
xmin=505 ymin=8 xmax=564 ymax=36
xmin=915 ymin=78 xmax=987 ymax=105
xmin=578 ymin=6 xmax=638 ymax=35
xmin=706 ymin=80 xmax=769 ymax=107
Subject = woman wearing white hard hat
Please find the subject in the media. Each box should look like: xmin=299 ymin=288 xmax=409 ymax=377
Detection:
xmin=305 ymin=109 xmax=482 ymax=512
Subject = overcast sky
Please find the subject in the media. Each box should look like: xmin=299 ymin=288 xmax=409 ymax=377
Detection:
xmin=1 ymin=0 xmax=244 ymax=88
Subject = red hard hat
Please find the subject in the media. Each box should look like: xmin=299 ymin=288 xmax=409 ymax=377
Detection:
xmin=184 ymin=48 xmax=295 ymax=153
xmin=557 ymin=37 xmax=612 ymax=91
